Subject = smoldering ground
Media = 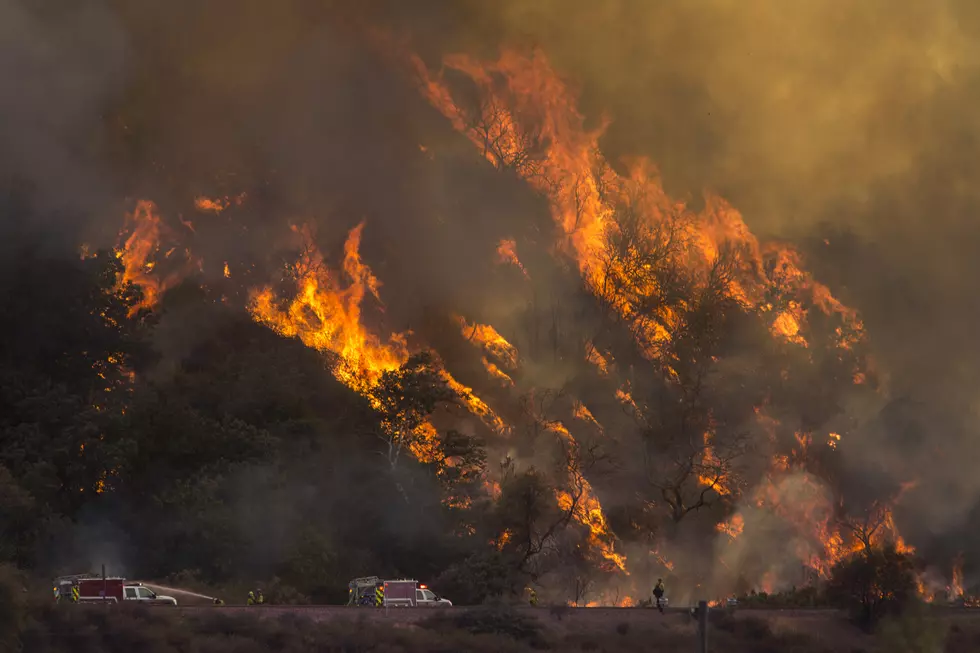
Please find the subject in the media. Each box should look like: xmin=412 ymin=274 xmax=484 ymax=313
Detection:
xmin=5 ymin=0 xmax=980 ymax=594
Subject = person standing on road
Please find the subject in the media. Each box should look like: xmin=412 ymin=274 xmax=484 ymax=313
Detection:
xmin=247 ymin=590 xmax=256 ymax=606
xmin=653 ymin=579 xmax=665 ymax=613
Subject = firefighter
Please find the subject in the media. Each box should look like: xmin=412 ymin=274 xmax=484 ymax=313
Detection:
xmin=652 ymin=578 xmax=665 ymax=613
xmin=247 ymin=590 xmax=256 ymax=606
xmin=527 ymin=587 xmax=538 ymax=607
xmin=53 ymin=586 xmax=60 ymax=603
xmin=256 ymin=588 xmax=265 ymax=605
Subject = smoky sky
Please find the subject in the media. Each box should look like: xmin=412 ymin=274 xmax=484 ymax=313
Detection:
xmin=5 ymin=0 xmax=980 ymax=555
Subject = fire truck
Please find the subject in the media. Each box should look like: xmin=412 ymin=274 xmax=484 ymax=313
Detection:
xmin=54 ymin=575 xmax=178 ymax=606
xmin=346 ymin=576 xmax=452 ymax=607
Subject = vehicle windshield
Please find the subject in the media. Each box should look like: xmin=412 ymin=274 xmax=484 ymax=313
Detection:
xmin=422 ymin=590 xmax=436 ymax=600
xmin=136 ymin=587 xmax=155 ymax=599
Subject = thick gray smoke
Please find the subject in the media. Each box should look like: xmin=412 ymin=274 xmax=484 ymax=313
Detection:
xmin=6 ymin=0 xmax=980 ymax=586
xmin=0 ymin=0 xmax=127 ymax=242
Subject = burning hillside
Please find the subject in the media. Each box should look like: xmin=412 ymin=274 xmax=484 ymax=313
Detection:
xmin=95 ymin=41 xmax=949 ymax=605
xmin=9 ymin=1 xmax=980 ymax=609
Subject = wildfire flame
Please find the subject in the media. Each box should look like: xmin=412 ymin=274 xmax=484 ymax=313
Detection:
xmin=456 ymin=315 xmax=519 ymax=373
xmin=413 ymin=50 xmax=865 ymax=359
xmin=194 ymin=193 xmax=246 ymax=214
xmin=248 ymin=222 xmax=410 ymax=393
xmin=114 ymin=200 xmax=197 ymax=316
xmin=496 ymin=238 xmax=528 ymax=277
xmin=550 ymin=422 xmax=627 ymax=573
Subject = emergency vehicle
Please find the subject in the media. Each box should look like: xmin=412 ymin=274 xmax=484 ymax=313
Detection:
xmin=346 ymin=576 xmax=452 ymax=607
xmin=54 ymin=575 xmax=178 ymax=606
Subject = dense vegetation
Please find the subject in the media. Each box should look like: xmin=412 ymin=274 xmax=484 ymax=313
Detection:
xmin=0 ymin=226 xmax=482 ymax=602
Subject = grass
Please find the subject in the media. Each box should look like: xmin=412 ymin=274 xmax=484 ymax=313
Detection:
xmin=6 ymin=594 xmax=980 ymax=653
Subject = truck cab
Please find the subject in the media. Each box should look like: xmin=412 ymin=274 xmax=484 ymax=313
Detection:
xmin=123 ymin=584 xmax=177 ymax=606
xmin=415 ymin=585 xmax=452 ymax=607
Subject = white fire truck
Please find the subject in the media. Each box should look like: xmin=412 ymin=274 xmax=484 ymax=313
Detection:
xmin=347 ymin=576 xmax=452 ymax=607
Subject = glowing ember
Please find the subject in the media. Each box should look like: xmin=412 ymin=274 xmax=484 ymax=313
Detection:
xmin=585 ymin=342 xmax=610 ymax=376
xmin=572 ymin=401 xmax=602 ymax=431
xmin=717 ymin=513 xmax=745 ymax=540
xmin=496 ymin=238 xmax=528 ymax=277
xmin=495 ymin=529 xmax=512 ymax=550
xmin=194 ymin=193 xmax=246 ymax=213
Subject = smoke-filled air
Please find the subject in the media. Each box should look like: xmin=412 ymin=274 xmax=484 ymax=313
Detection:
xmin=4 ymin=0 xmax=980 ymax=609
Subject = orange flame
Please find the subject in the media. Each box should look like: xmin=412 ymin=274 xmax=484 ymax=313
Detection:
xmin=951 ymin=555 xmax=965 ymax=599
xmin=412 ymin=49 xmax=864 ymax=360
xmin=114 ymin=200 xmax=197 ymax=316
xmin=194 ymin=193 xmax=246 ymax=214
xmin=717 ymin=513 xmax=745 ymax=540
xmin=496 ymin=238 xmax=528 ymax=277
xmin=248 ymin=222 xmax=409 ymax=393
xmin=551 ymin=422 xmax=627 ymax=573
xmin=572 ymin=401 xmax=601 ymax=431
xmin=456 ymin=316 xmax=519 ymax=370
xmin=585 ymin=342 xmax=610 ymax=376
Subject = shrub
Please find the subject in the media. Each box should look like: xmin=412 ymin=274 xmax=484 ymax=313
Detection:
xmin=433 ymin=550 xmax=519 ymax=606
xmin=826 ymin=545 xmax=921 ymax=630
xmin=420 ymin=605 xmax=544 ymax=646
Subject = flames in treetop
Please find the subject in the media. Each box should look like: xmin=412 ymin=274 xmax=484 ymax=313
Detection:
xmin=412 ymin=46 xmax=887 ymax=596
xmin=248 ymin=222 xmax=410 ymax=394
xmin=99 ymin=41 xmax=941 ymax=604
xmin=412 ymin=50 xmax=865 ymax=355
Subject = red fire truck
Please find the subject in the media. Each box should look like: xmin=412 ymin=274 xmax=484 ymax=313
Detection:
xmin=54 ymin=575 xmax=178 ymax=606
